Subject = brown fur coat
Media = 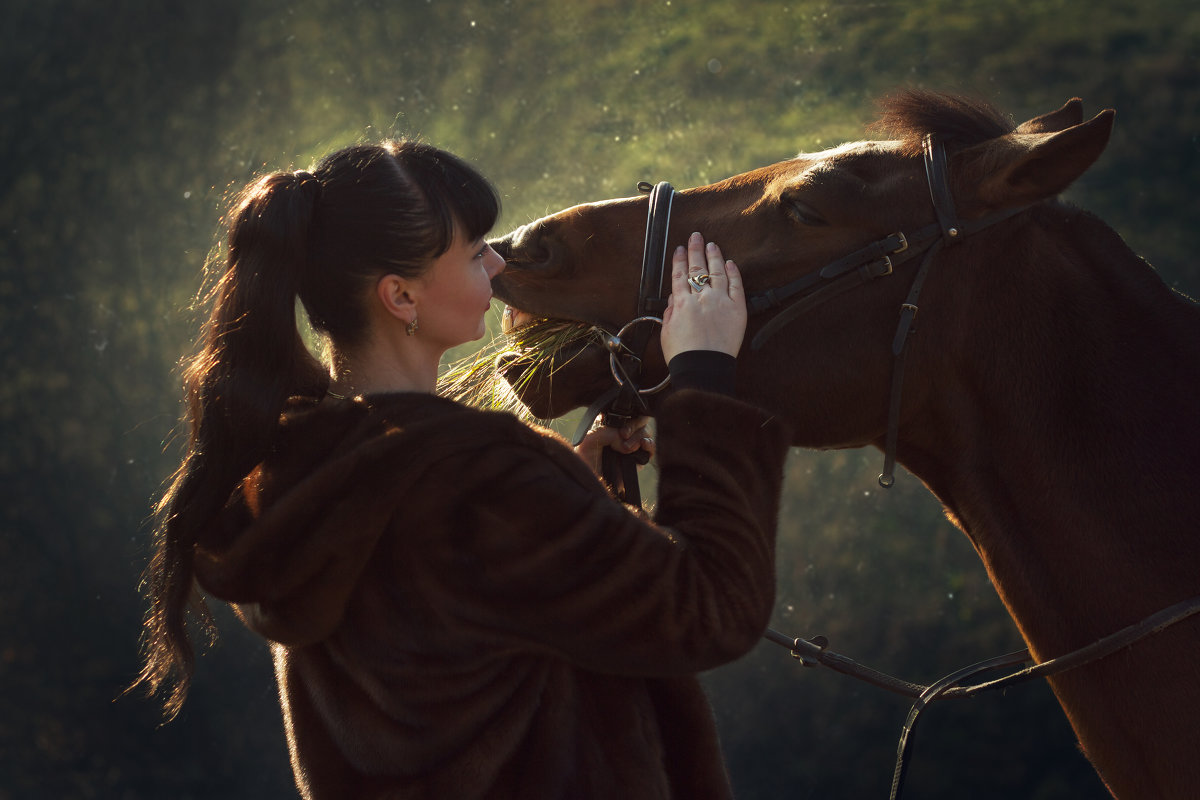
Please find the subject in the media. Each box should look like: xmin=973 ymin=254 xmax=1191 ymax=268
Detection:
xmin=194 ymin=388 xmax=791 ymax=799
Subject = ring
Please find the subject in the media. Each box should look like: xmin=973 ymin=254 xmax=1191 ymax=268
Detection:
xmin=687 ymin=273 xmax=712 ymax=292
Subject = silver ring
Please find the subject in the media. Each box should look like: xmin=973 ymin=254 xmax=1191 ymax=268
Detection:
xmin=687 ymin=273 xmax=712 ymax=292
xmin=607 ymin=316 xmax=671 ymax=394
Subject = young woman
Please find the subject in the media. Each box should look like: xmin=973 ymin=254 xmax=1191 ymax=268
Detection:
xmin=134 ymin=139 xmax=791 ymax=799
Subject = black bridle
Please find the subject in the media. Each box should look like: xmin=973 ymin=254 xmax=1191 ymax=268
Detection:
xmin=745 ymin=134 xmax=1036 ymax=486
xmin=582 ymin=136 xmax=1034 ymax=494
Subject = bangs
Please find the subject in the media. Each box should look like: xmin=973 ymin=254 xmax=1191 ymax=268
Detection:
xmin=392 ymin=142 xmax=501 ymax=255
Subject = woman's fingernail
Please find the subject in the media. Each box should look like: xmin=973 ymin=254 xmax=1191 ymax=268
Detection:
xmin=707 ymin=241 xmax=717 ymax=252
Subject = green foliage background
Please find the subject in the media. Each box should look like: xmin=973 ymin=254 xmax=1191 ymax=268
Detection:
xmin=3 ymin=0 xmax=1196 ymax=797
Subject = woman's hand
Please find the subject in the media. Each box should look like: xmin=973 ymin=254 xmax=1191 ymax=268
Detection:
xmin=574 ymin=416 xmax=655 ymax=476
xmin=659 ymin=232 xmax=746 ymax=362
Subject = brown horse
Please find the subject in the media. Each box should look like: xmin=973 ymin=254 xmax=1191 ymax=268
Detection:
xmin=489 ymin=92 xmax=1200 ymax=798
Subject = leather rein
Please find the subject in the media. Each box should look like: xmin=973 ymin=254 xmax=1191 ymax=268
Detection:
xmin=766 ymin=594 xmax=1200 ymax=799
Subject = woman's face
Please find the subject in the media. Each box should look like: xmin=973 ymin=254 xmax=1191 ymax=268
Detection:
xmin=413 ymin=232 xmax=506 ymax=348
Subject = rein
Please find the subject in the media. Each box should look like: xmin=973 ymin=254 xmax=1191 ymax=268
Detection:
xmin=765 ymin=594 xmax=1200 ymax=799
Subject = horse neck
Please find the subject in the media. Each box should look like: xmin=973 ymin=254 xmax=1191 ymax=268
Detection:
xmin=899 ymin=206 xmax=1200 ymax=658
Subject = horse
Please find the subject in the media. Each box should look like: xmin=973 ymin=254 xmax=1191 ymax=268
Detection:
xmin=487 ymin=91 xmax=1200 ymax=799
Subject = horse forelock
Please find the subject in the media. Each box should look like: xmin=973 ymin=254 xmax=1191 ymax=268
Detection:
xmin=869 ymin=89 xmax=1014 ymax=156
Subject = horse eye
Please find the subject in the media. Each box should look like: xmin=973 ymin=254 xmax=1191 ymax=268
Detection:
xmin=786 ymin=200 xmax=828 ymax=227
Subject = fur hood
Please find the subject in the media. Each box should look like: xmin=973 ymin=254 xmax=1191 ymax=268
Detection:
xmin=194 ymin=393 xmax=501 ymax=645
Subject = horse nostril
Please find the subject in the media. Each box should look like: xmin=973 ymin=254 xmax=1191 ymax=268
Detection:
xmin=489 ymin=234 xmax=513 ymax=260
xmin=504 ymin=224 xmax=565 ymax=272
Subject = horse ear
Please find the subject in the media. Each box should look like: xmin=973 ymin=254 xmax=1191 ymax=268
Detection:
xmin=973 ymin=109 xmax=1115 ymax=209
xmin=1015 ymin=98 xmax=1084 ymax=134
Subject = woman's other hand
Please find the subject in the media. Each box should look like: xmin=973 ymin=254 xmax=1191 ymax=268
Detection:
xmin=574 ymin=416 xmax=655 ymax=476
xmin=659 ymin=232 xmax=746 ymax=362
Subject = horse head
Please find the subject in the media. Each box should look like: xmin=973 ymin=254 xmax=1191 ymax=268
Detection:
xmin=491 ymin=92 xmax=1114 ymax=453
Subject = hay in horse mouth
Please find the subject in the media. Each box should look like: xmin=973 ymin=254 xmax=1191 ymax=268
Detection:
xmin=500 ymin=304 xmax=598 ymax=345
xmin=492 ymin=309 xmax=603 ymax=373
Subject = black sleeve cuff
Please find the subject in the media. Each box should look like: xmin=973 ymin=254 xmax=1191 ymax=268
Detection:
xmin=667 ymin=350 xmax=737 ymax=396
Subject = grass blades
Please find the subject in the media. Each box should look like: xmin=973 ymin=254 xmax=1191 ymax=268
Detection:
xmin=438 ymin=317 xmax=600 ymax=419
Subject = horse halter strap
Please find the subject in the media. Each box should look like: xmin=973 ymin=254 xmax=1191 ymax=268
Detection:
xmin=573 ymin=180 xmax=677 ymax=505
xmin=747 ymin=135 xmax=1033 ymax=487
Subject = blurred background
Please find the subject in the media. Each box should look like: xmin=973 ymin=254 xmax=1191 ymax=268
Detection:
xmin=3 ymin=0 xmax=1196 ymax=797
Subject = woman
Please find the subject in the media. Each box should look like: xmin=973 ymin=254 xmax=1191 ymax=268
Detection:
xmin=134 ymin=139 xmax=791 ymax=799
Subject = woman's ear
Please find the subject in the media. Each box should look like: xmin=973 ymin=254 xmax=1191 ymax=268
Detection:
xmin=375 ymin=274 xmax=418 ymax=324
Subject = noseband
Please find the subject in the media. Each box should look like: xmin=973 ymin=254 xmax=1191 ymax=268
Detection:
xmin=604 ymin=179 xmax=677 ymax=398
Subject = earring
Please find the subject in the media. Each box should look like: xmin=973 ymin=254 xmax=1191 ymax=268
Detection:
xmin=406 ymin=316 xmax=419 ymax=336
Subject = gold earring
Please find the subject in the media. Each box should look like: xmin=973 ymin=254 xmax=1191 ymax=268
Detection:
xmin=406 ymin=316 xmax=419 ymax=336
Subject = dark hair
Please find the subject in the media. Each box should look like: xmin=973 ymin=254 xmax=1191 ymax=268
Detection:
xmin=131 ymin=140 xmax=500 ymax=719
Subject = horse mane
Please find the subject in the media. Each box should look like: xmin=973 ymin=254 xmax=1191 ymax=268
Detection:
xmin=869 ymin=89 xmax=1014 ymax=156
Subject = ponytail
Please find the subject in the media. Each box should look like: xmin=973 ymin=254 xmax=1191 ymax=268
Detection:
xmin=132 ymin=170 xmax=328 ymax=719
xmin=133 ymin=140 xmax=499 ymax=719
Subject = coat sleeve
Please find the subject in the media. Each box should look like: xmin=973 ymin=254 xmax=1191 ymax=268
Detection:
xmin=412 ymin=389 xmax=792 ymax=676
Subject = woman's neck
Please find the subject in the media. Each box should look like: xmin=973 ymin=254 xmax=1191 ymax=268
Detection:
xmin=328 ymin=337 xmax=442 ymax=397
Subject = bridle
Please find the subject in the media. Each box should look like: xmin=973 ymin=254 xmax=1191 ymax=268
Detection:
xmin=744 ymin=134 xmax=1036 ymax=487
xmin=579 ymin=135 xmax=1034 ymax=494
